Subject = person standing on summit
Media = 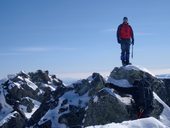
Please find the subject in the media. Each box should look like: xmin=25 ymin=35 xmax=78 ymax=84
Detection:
xmin=117 ymin=17 xmax=134 ymax=66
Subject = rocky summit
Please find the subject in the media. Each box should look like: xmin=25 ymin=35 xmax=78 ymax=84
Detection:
xmin=0 ymin=66 xmax=170 ymax=128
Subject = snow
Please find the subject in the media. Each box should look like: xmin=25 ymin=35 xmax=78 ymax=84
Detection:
xmin=86 ymin=91 xmax=170 ymax=128
xmin=86 ymin=117 xmax=167 ymax=128
xmin=41 ymin=83 xmax=56 ymax=91
xmin=17 ymin=76 xmax=24 ymax=81
xmin=0 ymin=111 xmax=18 ymax=127
xmin=123 ymin=65 xmax=155 ymax=76
xmin=93 ymin=96 xmax=99 ymax=103
xmin=1 ymin=66 xmax=170 ymax=128
xmin=38 ymin=97 xmax=67 ymax=128
xmin=86 ymin=66 xmax=170 ymax=128
xmin=154 ymin=92 xmax=170 ymax=127
xmin=38 ymin=90 xmax=90 ymax=128
xmin=62 ymin=90 xmax=90 ymax=107
xmin=25 ymin=78 xmax=38 ymax=90
xmin=107 ymin=77 xmax=132 ymax=87
xmin=87 ymin=76 xmax=93 ymax=83
xmin=114 ymin=93 xmax=132 ymax=105
xmin=19 ymin=97 xmax=41 ymax=119
xmin=0 ymin=85 xmax=13 ymax=121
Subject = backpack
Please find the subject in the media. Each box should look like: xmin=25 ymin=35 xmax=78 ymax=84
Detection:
xmin=138 ymin=79 xmax=153 ymax=109
xmin=119 ymin=23 xmax=132 ymax=39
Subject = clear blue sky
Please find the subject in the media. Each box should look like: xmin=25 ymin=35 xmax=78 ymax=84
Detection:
xmin=0 ymin=0 xmax=170 ymax=79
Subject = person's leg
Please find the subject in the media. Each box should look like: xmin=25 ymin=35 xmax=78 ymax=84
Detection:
xmin=125 ymin=40 xmax=131 ymax=65
xmin=121 ymin=42 xmax=126 ymax=66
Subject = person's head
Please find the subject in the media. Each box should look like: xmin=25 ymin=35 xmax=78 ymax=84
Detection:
xmin=123 ymin=17 xmax=128 ymax=23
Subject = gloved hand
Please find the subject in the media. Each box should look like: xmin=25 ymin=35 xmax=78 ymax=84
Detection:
xmin=118 ymin=39 xmax=121 ymax=44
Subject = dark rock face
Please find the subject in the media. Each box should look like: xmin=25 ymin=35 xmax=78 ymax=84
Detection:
xmin=29 ymin=70 xmax=51 ymax=84
xmin=0 ymin=111 xmax=26 ymax=128
xmin=151 ymin=99 xmax=164 ymax=118
xmin=58 ymin=105 xmax=85 ymax=127
xmin=38 ymin=120 xmax=52 ymax=128
xmin=84 ymin=89 xmax=129 ymax=126
xmin=161 ymin=79 xmax=170 ymax=106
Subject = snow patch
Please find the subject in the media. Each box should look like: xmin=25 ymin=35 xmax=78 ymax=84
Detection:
xmin=107 ymin=77 xmax=132 ymax=87
xmin=114 ymin=93 xmax=132 ymax=105
xmin=93 ymin=96 xmax=99 ymax=103
xmin=0 ymin=85 xmax=13 ymax=121
xmin=62 ymin=90 xmax=90 ymax=108
xmin=86 ymin=117 xmax=167 ymax=128
xmin=154 ymin=92 xmax=170 ymax=127
xmin=124 ymin=65 xmax=155 ymax=76
xmin=25 ymin=78 xmax=38 ymax=90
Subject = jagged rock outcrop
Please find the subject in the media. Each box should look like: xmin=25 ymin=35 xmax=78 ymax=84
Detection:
xmin=84 ymin=89 xmax=129 ymax=126
xmin=0 ymin=66 xmax=170 ymax=128
xmin=109 ymin=66 xmax=169 ymax=107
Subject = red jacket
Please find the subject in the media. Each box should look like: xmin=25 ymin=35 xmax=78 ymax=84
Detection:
xmin=117 ymin=22 xmax=134 ymax=41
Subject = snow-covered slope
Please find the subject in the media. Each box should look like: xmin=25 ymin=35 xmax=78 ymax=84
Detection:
xmin=0 ymin=66 xmax=170 ymax=128
xmin=86 ymin=117 xmax=167 ymax=128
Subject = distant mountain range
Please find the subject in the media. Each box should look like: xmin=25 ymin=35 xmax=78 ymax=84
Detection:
xmin=156 ymin=74 xmax=170 ymax=79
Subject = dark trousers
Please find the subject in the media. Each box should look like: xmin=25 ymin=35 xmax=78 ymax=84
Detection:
xmin=120 ymin=39 xmax=131 ymax=64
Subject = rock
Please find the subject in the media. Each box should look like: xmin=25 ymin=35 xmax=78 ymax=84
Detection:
xmin=73 ymin=72 xmax=106 ymax=97
xmin=52 ymin=78 xmax=63 ymax=87
xmin=27 ymin=102 xmax=51 ymax=127
xmin=151 ymin=99 xmax=164 ymax=119
xmin=84 ymin=89 xmax=129 ymax=126
xmin=61 ymin=99 xmax=68 ymax=106
xmin=5 ymin=80 xmax=39 ymax=105
xmin=17 ymin=71 xmax=29 ymax=79
xmin=109 ymin=66 xmax=152 ymax=85
xmin=0 ymin=111 xmax=26 ymax=128
xmin=20 ymin=98 xmax=34 ymax=113
xmin=88 ymin=73 xmax=106 ymax=96
xmin=73 ymin=79 xmax=90 ymax=96
xmin=29 ymin=70 xmax=51 ymax=84
xmin=161 ymin=79 xmax=170 ymax=106
xmin=109 ymin=67 xmax=170 ymax=107
xmin=36 ymin=120 xmax=52 ymax=128
xmin=58 ymin=105 xmax=85 ymax=127
xmin=0 ymin=67 xmax=169 ymax=128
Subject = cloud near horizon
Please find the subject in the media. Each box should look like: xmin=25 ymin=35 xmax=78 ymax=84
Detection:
xmin=0 ymin=46 xmax=76 ymax=56
xmin=56 ymin=68 xmax=170 ymax=80
xmin=17 ymin=46 xmax=76 ymax=53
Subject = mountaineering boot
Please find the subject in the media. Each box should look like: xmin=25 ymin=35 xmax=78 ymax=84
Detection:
xmin=122 ymin=60 xmax=126 ymax=66
xmin=126 ymin=60 xmax=132 ymax=65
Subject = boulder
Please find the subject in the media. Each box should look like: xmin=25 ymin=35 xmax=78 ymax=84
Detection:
xmin=0 ymin=111 xmax=26 ymax=128
xmin=58 ymin=105 xmax=85 ymax=127
xmin=109 ymin=66 xmax=169 ymax=107
xmin=84 ymin=89 xmax=129 ymax=126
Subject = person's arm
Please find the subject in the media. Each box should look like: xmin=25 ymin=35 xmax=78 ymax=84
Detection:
xmin=117 ymin=25 xmax=121 ymax=44
xmin=105 ymin=83 xmax=134 ymax=94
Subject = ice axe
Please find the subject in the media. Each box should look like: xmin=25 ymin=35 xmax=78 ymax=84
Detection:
xmin=131 ymin=44 xmax=134 ymax=59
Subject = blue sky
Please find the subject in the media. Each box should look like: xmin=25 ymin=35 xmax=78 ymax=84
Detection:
xmin=0 ymin=0 xmax=170 ymax=79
